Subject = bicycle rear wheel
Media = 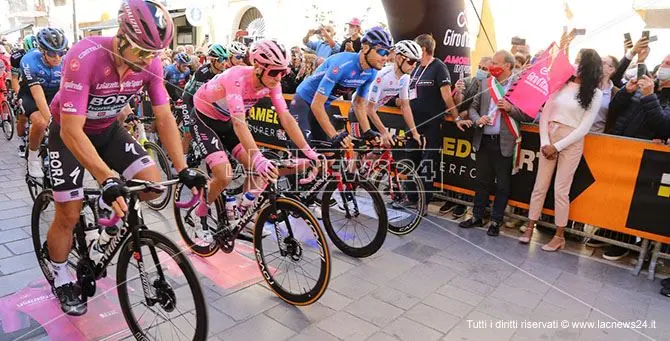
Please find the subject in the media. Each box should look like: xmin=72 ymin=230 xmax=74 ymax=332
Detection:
xmin=116 ymin=229 xmax=208 ymax=341
xmin=1 ymin=100 xmax=14 ymax=141
xmin=143 ymin=141 xmax=173 ymax=211
xmin=372 ymin=161 xmax=425 ymax=235
xmin=254 ymin=197 xmax=330 ymax=305
xmin=321 ymin=179 xmax=388 ymax=258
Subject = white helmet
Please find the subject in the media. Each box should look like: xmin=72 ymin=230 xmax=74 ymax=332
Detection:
xmin=228 ymin=41 xmax=248 ymax=56
xmin=394 ymin=40 xmax=422 ymax=61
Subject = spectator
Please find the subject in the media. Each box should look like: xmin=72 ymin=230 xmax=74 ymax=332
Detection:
xmin=302 ymin=24 xmax=340 ymax=58
xmin=340 ymin=18 xmax=363 ymax=53
xmin=457 ymin=50 xmax=533 ymax=236
xmin=301 ymin=53 xmax=319 ymax=78
xmin=407 ymin=33 xmax=460 ymax=209
xmin=519 ymin=49 xmax=604 ymax=251
xmin=611 ymin=36 xmax=649 ymax=88
xmin=656 ymin=54 xmax=670 ymax=108
xmin=184 ymin=44 xmax=195 ymax=55
xmin=175 ymin=45 xmax=186 ymax=54
xmin=590 ymin=55 xmax=620 ymax=133
xmin=281 ymin=46 xmax=305 ymax=94
xmin=608 ymin=75 xmax=670 ymax=140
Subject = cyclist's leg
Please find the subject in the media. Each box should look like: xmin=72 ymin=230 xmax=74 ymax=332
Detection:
xmin=27 ymin=110 xmax=48 ymax=151
xmin=17 ymin=92 xmax=32 ymax=145
xmin=47 ymin=123 xmax=87 ymax=315
xmin=100 ymin=122 xmax=160 ymax=201
xmin=192 ymin=110 xmax=232 ymax=203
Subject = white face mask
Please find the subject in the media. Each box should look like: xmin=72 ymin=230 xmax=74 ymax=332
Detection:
xmin=658 ymin=67 xmax=670 ymax=81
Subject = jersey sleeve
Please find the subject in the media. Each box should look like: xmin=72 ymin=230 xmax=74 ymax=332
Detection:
xmin=58 ymin=54 xmax=91 ymax=116
xmin=269 ymin=85 xmax=289 ymax=117
xmin=356 ymin=71 xmax=377 ymax=99
xmin=316 ymin=61 xmax=343 ymax=98
xmin=436 ymin=62 xmax=451 ymax=87
xmin=21 ymin=55 xmax=40 ymax=87
xmin=147 ymin=58 xmax=169 ymax=106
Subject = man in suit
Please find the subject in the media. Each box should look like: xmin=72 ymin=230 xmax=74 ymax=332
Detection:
xmin=456 ymin=50 xmax=533 ymax=236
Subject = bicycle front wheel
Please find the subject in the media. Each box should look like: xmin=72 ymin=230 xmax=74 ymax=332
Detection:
xmin=1 ymin=100 xmax=14 ymax=141
xmin=374 ymin=161 xmax=425 ymax=235
xmin=254 ymin=197 xmax=331 ymax=305
xmin=116 ymin=229 xmax=208 ymax=341
xmin=321 ymin=179 xmax=388 ymax=258
xmin=144 ymin=141 xmax=173 ymax=210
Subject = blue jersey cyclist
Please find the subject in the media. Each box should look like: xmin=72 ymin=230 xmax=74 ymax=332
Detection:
xmin=292 ymin=27 xmax=393 ymax=149
xmin=164 ymin=52 xmax=191 ymax=102
xmin=19 ymin=28 xmax=67 ymax=179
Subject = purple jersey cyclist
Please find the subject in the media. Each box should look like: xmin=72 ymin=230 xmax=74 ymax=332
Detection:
xmin=45 ymin=0 xmax=206 ymax=316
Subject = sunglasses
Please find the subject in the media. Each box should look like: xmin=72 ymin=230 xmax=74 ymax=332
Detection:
xmin=375 ymin=48 xmax=390 ymax=57
xmin=216 ymin=57 xmax=228 ymax=63
xmin=234 ymin=54 xmax=245 ymax=60
xmin=44 ymin=50 xmax=65 ymax=58
xmin=403 ymin=57 xmax=418 ymax=66
xmin=267 ymin=69 xmax=288 ymax=77
xmin=130 ymin=46 xmax=158 ymax=60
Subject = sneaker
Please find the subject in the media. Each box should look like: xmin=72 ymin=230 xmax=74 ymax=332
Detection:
xmin=27 ymin=152 xmax=44 ymax=178
xmin=452 ymin=205 xmax=467 ymax=218
xmin=439 ymin=201 xmax=455 ymax=214
xmin=602 ymin=245 xmax=629 ymax=261
xmin=504 ymin=218 xmax=522 ymax=229
xmin=308 ymin=203 xmax=322 ymax=220
xmin=661 ymin=287 xmax=670 ymax=297
xmin=662 ymin=278 xmax=670 ymax=288
xmin=487 ymin=221 xmax=501 ymax=236
xmin=53 ymin=283 xmax=87 ymax=316
xmin=459 ymin=217 xmax=484 ymax=229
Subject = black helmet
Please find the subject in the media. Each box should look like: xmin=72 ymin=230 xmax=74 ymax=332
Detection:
xmin=37 ymin=28 xmax=68 ymax=53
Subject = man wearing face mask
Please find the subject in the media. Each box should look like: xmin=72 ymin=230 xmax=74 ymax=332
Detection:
xmin=455 ymin=50 xmax=533 ymax=236
xmin=655 ymin=54 xmax=670 ymax=109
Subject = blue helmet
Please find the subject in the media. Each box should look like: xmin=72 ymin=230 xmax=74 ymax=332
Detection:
xmin=36 ymin=28 xmax=68 ymax=53
xmin=175 ymin=52 xmax=191 ymax=65
xmin=361 ymin=27 xmax=393 ymax=49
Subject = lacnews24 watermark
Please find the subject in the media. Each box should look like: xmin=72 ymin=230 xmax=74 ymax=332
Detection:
xmin=467 ymin=319 xmax=657 ymax=330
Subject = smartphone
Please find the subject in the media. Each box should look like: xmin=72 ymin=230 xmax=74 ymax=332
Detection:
xmin=637 ymin=63 xmax=648 ymax=79
xmin=511 ymin=37 xmax=526 ymax=46
xmin=649 ymin=35 xmax=658 ymax=43
xmin=573 ymin=28 xmax=586 ymax=36
xmin=459 ymin=70 xmax=464 ymax=80
xmin=642 ymin=30 xmax=650 ymax=40
xmin=624 ymin=32 xmax=632 ymax=46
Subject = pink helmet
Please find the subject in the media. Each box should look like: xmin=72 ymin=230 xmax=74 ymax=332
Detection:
xmin=118 ymin=0 xmax=174 ymax=51
xmin=249 ymin=39 xmax=289 ymax=70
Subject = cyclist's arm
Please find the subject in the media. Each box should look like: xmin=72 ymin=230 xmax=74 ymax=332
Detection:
xmin=352 ymin=94 xmax=372 ymax=132
xmin=28 ymin=85 xmax=51 ymax=120
xmin=153 ymin=103 xmax=187 ymax=172
xmin=310 ymin=93 xmax=338 ymax=138
xmin=117 ymin=103 xmax=132 ymax=123
xmin=270 ymin=87 xmax=310 ymax=150
xmin=10 ymin=74 xmax=19 ymax=93
xmin=399 ymin=99 xmax=418 ymax=136
xmin=232 ymin=114 xmax=262 ymax=157
xmin=60 ymin=115 xmax=116 ymax=183
xmin=364 ymin=100 xmax=386 ymax=133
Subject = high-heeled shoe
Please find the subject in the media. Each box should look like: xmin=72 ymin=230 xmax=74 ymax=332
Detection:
xmin=518 ymin=227 xmax=534 ymax=244
xmin=542 ymin=236 xmax=566 ymax=252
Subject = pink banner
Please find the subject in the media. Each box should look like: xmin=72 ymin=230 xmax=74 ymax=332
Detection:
xmin=506 ymin=43 xmax=575 ymax=118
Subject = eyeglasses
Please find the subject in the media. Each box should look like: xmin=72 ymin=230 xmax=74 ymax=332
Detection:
xmin=375 ymin=48 xmax=390 ymax=57
xmin=130 ymin=46 xmax=158 ymax=60
xmin=44 ymin=50 xmax=65 ymax=58
xmin=267 ymin=68 xmax=288 ymax=77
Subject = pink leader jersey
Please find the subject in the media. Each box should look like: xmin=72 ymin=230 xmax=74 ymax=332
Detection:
xmin=51 ymin=36 xmax=169 ymax=134
xmin=193 ymin=65 xmax=288 ymax=121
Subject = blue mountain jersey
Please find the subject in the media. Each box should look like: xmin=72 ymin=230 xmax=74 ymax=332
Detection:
xmin=296 ymin=52 xmax=377 ymax=106
xmin=20 ymin=49 xmax=62 ymax=97
xmin=163 ymin=63 xmax=191 ymax=88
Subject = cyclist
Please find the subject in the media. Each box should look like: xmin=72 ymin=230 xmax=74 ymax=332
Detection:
xmin=164 ymin=52 xmax=191 ymax=103
xmin=183 ymin=43 xmax=228 ymax=108
xmin=46 ymin=0 xmax=205 ymax=316
xmin=11 ymin=35 xmax=38 ymax=154
xmin=192 ymin=39 xmax=321 ymax=237
xmin=0 ymin=46 xmax=9 ymax=104
xmin=348 ymin=40 xmax=423 ymax=147
xmin=228 ymin=41 xmax=249 ymax=67
xmin=292 ymin=27 xmax=393 ymax=150
xmin=18 ymin=28 xmax=67 ymax=178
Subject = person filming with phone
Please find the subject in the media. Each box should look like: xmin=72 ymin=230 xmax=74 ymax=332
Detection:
xmin=303 ymin=24 xmax=341 ymax=58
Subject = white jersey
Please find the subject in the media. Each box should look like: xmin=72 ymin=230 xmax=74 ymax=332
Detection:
xmin=361 ymin=64 xmax=410 ymax=109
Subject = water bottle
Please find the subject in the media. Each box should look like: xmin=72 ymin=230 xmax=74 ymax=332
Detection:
xmin=238 ymin=192 xmax=255 ymax=218
xmin=225 ymin=195 xmax=239 ymax=226
xmin=84 ymin=225 xmax=100 ymax=251
xmin=90 ymin=226 xmax=118 ymax=263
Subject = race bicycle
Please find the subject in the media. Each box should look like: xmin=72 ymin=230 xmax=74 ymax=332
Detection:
xmin=31 ymin=179 xmax=208 ymax=340
xmin=1 ymin=89 xmax=15 ymax=140
xmin=174 ymin=159 xmax=331 ymax=305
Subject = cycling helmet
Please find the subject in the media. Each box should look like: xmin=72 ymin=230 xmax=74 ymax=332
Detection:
xmin=249 ymin=39 xmax=289 ymax=70
xmin=208 ymin=43 xmax=228 ymax=60
xmin=174 ymin=52 xmax=191 ymax=65
xmin=23 ymin=35 xmax=38 ymax=51
xmin=228 ymin=41 xmax=248 ymax=56
xmin=37 ymin=28 xmax=68 ymax=53
xmin=118 ymin=0 xmax=174 ymax=51
xmin=394 ymin=40 xmax=422 ymax=60
xmin=361 ymin=27 xmax=393 ymax=49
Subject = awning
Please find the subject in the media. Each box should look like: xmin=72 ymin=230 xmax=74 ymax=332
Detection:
xmin=635 ymin=8 xmax=670 ymax=29
xmin=80 ymin=19 xmax=119 ymax=32
xmin=1 ymin=24 xmax=33 ymax=36
xmin=170 ymin=9 xmax=186 ymax=19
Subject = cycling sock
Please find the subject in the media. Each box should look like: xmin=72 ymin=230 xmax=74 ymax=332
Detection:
xmin=52 ymin=260 xmax=76 ymax=288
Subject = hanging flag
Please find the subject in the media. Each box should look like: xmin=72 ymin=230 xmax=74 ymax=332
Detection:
xmin=470 ymin=0 xmax=497 ymax=75
xmin=564 ymin=0 xmax=574 ymax=20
